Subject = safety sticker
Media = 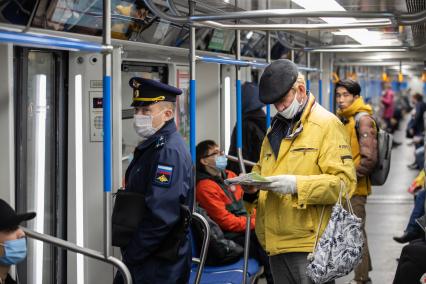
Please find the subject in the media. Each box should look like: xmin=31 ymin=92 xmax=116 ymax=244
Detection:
xmin=153 ymin=164 xmax=173 ymax=187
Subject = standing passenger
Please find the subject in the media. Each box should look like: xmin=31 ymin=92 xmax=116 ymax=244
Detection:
xmin=336 ymin=79 xmax=378 ymax=284
xmin=227 ymin=82 xmax=267 ymax=174
xmin=0 ymin=199 xmax=36 ymax=284
xmin=381 ymin=82 xmax=395 ymax=133
xmin=114 ymin=78 xmax=194 ymax=284
xmin=243 ymin=59 xmax=357 ymax=284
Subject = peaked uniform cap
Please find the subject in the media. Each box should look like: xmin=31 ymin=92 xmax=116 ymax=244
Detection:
xmin=259 ymin=59 xmax=299 ymax=104
xmin=129 ymin=77 xmax=182 ymax=107
xmin=0 ymin=199 xmax=36 ymax=231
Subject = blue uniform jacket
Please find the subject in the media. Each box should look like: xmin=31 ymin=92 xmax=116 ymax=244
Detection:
xmin=122 ymin=119 xmax=194 ymax=283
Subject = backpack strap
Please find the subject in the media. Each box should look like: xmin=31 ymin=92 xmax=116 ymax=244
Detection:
xmin=354 ymin=112 xmax=370 ymax=130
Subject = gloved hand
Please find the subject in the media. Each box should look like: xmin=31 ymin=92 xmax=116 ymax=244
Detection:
xmin=263 ymin=175 xmax=297 ymax=195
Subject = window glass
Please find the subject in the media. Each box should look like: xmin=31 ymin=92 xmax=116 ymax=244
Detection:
xmin=0 ymin=0 xmax=37 ymax=25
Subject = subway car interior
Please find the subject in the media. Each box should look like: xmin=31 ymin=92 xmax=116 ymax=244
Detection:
xmin=0 ymin=0 xmax=425 ymax=283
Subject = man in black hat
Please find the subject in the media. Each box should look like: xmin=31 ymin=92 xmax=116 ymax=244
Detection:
xmin=114 ymin=78 xmax=194 ymax=284
xmin=0 ymin=199 xmax=36 ymax=284
xmin=242 ymin=59 xmax=356 ymax=284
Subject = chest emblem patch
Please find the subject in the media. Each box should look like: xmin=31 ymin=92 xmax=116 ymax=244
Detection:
xmin=154 ymin=164 xmax=173 ymax=187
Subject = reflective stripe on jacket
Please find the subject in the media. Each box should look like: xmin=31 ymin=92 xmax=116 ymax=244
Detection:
xmin=249 ymin=95 xmax=357 ymax=255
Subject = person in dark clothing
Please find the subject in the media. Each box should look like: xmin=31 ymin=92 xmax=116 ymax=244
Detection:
xmin=0 ymin=199 xmax=36 ymax=284
xmin=114 ymin=78 xmax=194 ymax=284
xmin=196 ymin=140 xmax=273 ymax=283
xmin=393 ymin=189 xmax=426 ymax=244
xmin=227 ymin=82 xmax=267 ymax=174
xmin=393 ymin=239 xmax=426 ymax=284
xmin=407 ymin=93 xmax=426 ymax=143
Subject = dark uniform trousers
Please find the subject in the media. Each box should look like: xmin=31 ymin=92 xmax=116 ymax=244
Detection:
xmin=114 ymin=120 xmax=194 ymax=284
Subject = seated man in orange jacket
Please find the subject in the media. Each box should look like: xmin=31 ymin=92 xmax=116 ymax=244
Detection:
xmin=196 ymin=140 xmax=273 ymax=283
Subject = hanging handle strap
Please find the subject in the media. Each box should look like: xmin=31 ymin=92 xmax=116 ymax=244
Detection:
xmin=307 ymin=180 xmax=352 ymax=261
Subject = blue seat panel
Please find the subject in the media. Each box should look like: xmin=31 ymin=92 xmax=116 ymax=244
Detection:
xmin=189 ymin=258 xmax=260 ymax=284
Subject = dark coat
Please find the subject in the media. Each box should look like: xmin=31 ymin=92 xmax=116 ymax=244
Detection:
xmin=410 ymin=101 xmax=426 ymax=136
xmin=227 ymin=109 xmax=267 ymax=174
xmin=116 ymin=119 xmax=194 ymax=284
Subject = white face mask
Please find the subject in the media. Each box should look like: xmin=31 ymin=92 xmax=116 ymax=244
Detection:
xmin=133 ymin=111 xmax=164 ymax=140
xmin=278 ymin=92 xmax=303 ymax=119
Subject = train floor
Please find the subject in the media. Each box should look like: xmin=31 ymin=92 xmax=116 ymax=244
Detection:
xmin=258 ymin=117 xmax=419 ymax=284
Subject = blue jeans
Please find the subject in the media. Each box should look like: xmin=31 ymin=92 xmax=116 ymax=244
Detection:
xmin=415 ymin=146 xmax=424 ymax=169
xmin=406 ymin=190 xmax=426 ymax=233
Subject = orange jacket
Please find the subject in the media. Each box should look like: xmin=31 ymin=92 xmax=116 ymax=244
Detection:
xmin=196 ymin=170 xmax=255 ymax=233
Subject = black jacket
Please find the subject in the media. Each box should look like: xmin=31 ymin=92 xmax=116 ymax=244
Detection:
xmin=227 ymin=109 xmax=267 ymax=174
xmin=4 ymin=274 xmax=16 ymax=284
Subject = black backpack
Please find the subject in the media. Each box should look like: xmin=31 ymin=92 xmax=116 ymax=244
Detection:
xmin=192 ymin=207 xmax=244 ymax=266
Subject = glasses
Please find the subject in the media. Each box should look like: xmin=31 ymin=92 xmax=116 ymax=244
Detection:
xmin=203 ymin=150 xmax=224 ymax=158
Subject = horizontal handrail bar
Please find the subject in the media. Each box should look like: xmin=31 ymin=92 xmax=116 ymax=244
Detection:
xmin=304 ymin=44 xmax=411 ymax=51
xmin=198 ymin=19 xmax=392 ymax=31
xmin=190 ymin=10 xmax=395 ymax=22
xmin=196 ymin=56 xmax=320 ymax=72
xmin=143 ymin=1 xmax=395 ymax=24
xmin=21 ymin=227 xmax=132 ymax=284
xmin=226 ymin=155 xmax=256 ymax=167
xmin=0 ymin=29 xmax=111 ymax=53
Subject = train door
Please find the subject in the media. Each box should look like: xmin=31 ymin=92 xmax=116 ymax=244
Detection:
xmin=120 ymin=62 xmax=168 ymax=176
xmin=14 ymin=48 xmax=68 ymax=284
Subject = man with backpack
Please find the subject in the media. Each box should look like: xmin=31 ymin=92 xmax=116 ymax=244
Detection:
xmin=336 ymin=79 xmax=378 ymax=284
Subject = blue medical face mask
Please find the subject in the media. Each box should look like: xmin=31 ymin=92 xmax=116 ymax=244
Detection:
xmin=215 ymin=155 xmax=228 ymax=170
xmin=0 ymin=238 xmax=27 ymax=266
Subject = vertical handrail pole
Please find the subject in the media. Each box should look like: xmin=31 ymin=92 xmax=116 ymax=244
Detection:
xmin=291 ymin=49 xmax=295 ymax=62
xmin=189 ymin=0 xmax=196 ymax=164
xmin=234 ymin=4 xmax=250 ymax=283
xmin=306 ymin=52 xmax=311 ymax=92
xmin=189 ymin=2 xmax=205 ymax=284
xmin=329 ymin=56 xmax=334 ymax=113
xmin=266 ymin=29 xmax=271 ymax=128
xmin=319 ymin=52 xmax=323 ymax=105
xmin=102 ymin=0 xmax=112 ymax=260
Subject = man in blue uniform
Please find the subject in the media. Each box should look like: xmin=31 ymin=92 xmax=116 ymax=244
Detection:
xmin=114 ymin=77 xmax=194 ymax=284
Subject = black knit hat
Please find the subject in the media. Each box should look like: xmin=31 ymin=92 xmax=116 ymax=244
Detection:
xmin=0 ymin=199 xmax=36 ymax=231
xmin=259 ymin=59 xmax=299 ymax=104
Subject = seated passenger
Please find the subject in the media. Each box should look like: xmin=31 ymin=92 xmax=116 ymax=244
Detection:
xmin=0 ymin=199 xmax=36 ymax=284
xmin=393 ymin=187 xmax=425 ymax=244
xmin=393 ymin=239 xmax=426 ymax=284
xmin=196 ymin=140 xmax=273 ymax=283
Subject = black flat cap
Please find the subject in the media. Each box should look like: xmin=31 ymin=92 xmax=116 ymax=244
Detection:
xmin=0 ymin=199 xmax=36 ymax=231
xmin=129 ymin=77 xmax=182 ymax=107
xmin=259 ymin=59 xmax=298 ymax=104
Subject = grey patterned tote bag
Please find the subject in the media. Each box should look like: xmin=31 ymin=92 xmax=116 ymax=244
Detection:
xmin=306 ymin=183 xmax=364 ymax=284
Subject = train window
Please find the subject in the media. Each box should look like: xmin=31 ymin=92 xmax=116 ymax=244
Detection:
xmin=33 ymin=0 xmax=155 ymax=39
xmin=0 ymin=0 xmax=38 ymax=26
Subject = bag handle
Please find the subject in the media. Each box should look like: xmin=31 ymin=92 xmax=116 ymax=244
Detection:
xmin=307 ymin=180 xmax=354 ymax=261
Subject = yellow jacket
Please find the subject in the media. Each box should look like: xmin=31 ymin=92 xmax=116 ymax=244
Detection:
xmin=249 ymin=95 xmax=357 ymax=255
xmin=337 ymin=97 xmax=377 ymax=196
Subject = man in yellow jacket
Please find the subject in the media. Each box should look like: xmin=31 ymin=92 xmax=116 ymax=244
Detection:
xmin=243 ymin=59 xmax=357 ymax=284
xmin=336 ymin=79 xmax=378 ymax=284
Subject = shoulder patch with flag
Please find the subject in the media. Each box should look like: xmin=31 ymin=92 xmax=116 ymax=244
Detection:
xmin=153 ymin=164 xmax=174 ymax=187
